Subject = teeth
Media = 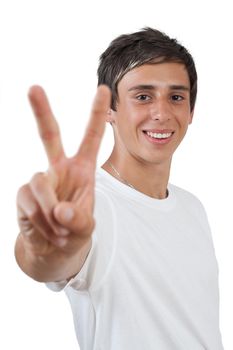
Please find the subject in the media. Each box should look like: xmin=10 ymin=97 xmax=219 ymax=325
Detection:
xmin=146 ymin=131 xmax=172 ymax=139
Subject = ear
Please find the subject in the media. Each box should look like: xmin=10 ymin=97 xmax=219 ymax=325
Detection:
xmin=188 ymin=110 xmax=194 ymax=125
xmin=106 ymin=109 xmax=115 ymax=123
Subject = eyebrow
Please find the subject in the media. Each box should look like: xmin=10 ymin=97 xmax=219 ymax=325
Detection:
xmin=128 ymin=84 xmax=190 ymax=92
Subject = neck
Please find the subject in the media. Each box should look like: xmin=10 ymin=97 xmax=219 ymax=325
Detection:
xmin=102 ymin=153 xmax=171 ymax=199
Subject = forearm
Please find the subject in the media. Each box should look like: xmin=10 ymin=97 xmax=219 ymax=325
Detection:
xmin=15 ymin=234 xmax=92 ymax=283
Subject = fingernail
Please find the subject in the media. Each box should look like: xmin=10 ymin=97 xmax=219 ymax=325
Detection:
xmin=57 ymin=238 xmax=67 ymax=247
xmin=63 ymin=208 xmax=74 ymax=222
xmin=58 ymin=227 xmax=70 ymax=236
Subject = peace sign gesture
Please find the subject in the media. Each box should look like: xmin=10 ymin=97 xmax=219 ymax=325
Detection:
xmin=15 ymin=85 xmax=111 ymax=281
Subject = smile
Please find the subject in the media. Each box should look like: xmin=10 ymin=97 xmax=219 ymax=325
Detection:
xmin=143 ymin=130 xmax=174 ymax=144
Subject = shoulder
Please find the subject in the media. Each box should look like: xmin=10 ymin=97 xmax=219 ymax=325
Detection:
xmin=169 ymin=183 xmax=208 ymax=219
xmin=94 ymin=167 xmax=127 ymax=202
xmin=169 ymin=183 xmax=202 ymax=203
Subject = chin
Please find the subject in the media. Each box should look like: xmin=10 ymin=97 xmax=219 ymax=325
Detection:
xmin=135 ymin=153 xmax=173 ymax=167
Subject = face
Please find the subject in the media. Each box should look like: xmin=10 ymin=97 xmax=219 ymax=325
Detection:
xmin=108 ymin=62 xmax=193 ymax=166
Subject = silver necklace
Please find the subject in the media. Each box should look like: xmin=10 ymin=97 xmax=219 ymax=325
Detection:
xmin=109 ymin=162 xmax=135 ymax=189
xmin=108 ymin=162 xmax=169 ymax=198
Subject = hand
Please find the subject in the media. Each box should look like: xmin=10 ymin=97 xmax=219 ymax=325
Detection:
xmin=17 ymin=85 xmax=111 ymax=257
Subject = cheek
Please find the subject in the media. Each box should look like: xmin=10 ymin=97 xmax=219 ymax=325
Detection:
xmin=126 ymin=103 xmax=149 ymax=124
xmin=114 ymin=99 xmax=151 ymax=133
xmin=176 ymin=110 xmax=192 ymax=128
xmin=116 ymin=103 xmax=142 ymax=126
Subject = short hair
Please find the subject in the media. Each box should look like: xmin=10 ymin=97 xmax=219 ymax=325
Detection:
xmin=97 ymin=27 xmax=197 ymax=112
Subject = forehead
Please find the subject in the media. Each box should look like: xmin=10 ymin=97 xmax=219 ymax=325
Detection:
xmin=118 ymin=62 xmax=190 ymax=91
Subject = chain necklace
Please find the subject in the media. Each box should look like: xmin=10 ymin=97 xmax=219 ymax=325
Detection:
xmin=108 ymin=162 xmax=136 ymax=189
xmin=108 ymin=161 xmax=169 ymax=198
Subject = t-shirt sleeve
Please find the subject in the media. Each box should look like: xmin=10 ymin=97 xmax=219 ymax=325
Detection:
xmin=46 ymin=187 xmax=116 ymax=293
xmin=193 ymin=196 xmax=217 ymax=246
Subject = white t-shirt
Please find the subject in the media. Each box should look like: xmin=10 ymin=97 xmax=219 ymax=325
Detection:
xmin=47 ymin=168 xmax=224 ymax=350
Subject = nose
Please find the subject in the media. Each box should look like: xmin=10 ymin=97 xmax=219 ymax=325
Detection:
xmin=150 ymin=100 xmax=171 ymax=122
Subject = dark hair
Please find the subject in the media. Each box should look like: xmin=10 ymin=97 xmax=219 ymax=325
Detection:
xmin=98 ymin=27 xmax=197 ymax=112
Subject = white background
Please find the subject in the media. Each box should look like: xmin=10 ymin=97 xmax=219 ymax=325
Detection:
xmin=0 ymin=0 xmax=232 ymax=349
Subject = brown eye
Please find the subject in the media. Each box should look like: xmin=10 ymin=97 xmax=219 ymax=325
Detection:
xmin=137 ymin=95 xmax=150 ymax=101
xmin=171 ymin=95 xmax=184 ymax=101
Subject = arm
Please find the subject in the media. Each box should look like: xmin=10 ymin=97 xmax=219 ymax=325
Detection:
xmin=15 ymin=85 xmax=110 ymax=283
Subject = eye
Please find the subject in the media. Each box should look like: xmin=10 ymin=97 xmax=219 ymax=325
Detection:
xmin=171 ymin=94 xmax=184 ymax=102
xmin=136 ymin=94 xmax=151 ymax=101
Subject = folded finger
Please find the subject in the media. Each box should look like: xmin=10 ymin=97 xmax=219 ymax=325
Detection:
xmin=29 ymin=173 xmax=69 ymax=237
xmin=17 ymin=184 xmax=56 ymax=242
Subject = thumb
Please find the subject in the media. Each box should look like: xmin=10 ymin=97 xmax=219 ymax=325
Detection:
xmin=53 ymin=202 xmax=94 ymax=237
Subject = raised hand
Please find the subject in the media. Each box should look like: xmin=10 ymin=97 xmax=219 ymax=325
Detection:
xmin=16 ymin=85 xmax=111 ymax=261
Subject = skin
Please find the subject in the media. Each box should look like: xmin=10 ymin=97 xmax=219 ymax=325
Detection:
xmin=15 ymin=62 xmax=193 ymax=282
xmin=15 ymin=85 xmax=111 ymax=282
xmin=103 ymin=62 xmax=194 ymax=199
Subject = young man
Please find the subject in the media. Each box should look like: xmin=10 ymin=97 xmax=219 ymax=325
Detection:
xmin=15 ymin=28 xmax=224 ymax=349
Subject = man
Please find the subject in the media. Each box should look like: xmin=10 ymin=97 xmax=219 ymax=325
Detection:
xmin=15 ymin=28 xmax=224 ymax=349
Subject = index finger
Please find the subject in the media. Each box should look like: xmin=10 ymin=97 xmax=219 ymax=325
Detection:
xmin=77 ymin=85 xmax=111 ymax=162
xmin=28 ymin=85 xmax=65 ymax=165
